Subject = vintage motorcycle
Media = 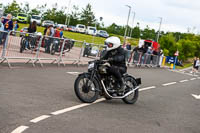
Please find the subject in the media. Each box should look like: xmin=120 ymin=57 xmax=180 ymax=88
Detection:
xmin=74 ymin=59 xmax=141 ymax=104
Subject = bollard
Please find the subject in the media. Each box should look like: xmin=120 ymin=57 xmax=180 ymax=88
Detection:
xmin=170 ymin=63 xmax=173 ymax=69
xmin=162 ymin=56 xmax=166 ymax=67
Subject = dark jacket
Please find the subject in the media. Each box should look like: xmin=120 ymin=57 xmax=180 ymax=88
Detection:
xmin=3 ymin=19 xmax=13 ymax=31
xmin=28 ymin=24 xmax=37 ymax=33
xmin=102 ymin=46 xmax=126 ymax=67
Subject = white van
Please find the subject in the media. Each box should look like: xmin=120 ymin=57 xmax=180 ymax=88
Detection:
xmin=76 ymin=24 xmax=86 ymax=33
xmin=86 ymin=26 xmax=97 ymax=36
xmin=31 ymin=15 xmax=41 ymax=26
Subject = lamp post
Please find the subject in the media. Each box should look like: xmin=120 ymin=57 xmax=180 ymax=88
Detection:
xmin=65 ymin=0 xmax=72 ymax=25
xmin=156 ymin=17 xmax=162 ymax=42
xmin=123 ymin=5 xmax=131 ymax=46
xmin=129 ymin=12 xmax=136 ymax=38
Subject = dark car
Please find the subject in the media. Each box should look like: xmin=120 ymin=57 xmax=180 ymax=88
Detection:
xmin=96 ymin=30 xmax=109 ymax=38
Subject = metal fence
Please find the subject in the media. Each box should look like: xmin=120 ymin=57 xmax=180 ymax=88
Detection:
xmin=127 ymin=51 xmax=166 ymax=68
xmin=0 ymin=31 xmax=103 ymax=67
xmin=0 ymin=31 xmax=166 ymax=68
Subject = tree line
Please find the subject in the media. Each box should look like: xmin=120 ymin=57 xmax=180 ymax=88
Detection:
xmin=2 ymin=0 xmax=199 ymax=61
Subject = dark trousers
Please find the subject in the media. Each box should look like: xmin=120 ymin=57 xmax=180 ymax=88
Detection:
xmin=107 ymin=65 xmax=127 ymax=85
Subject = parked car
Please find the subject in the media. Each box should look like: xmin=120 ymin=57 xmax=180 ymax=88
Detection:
xmin=30 ymin=15 xmax=41 ymax=25
xmin=57 ymin=24 xmax=67 ymax=30
xmin=76 ymin=24 xmax=86 ymax=33
xmin=42 ymin=20 xmax=54 ymax=27
xmin=86 ymin=26 xmax=97 ymax=36
xmin=67 ymin=25 xmax=76 ymax=32
xmin=17 ymin=13 xmax=28 ymax=23
xmin=96 ymin=30 xmax=109 ymax=38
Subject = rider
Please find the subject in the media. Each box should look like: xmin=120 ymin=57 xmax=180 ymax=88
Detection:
xmin=101 ymin=36 xmax=127 ymax=92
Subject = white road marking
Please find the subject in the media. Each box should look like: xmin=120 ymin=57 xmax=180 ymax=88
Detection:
xmin=66 ymin=72 xmax=81 ymax=75
xmin=11 ymin=126 xmax=29 ymax=133
xmin=179 ymin=80 xmax=189 ymax=83
xmin=197 ymin=77 xmax=200 ymax=79
xmin=139 ymin=86 xmax=156 ymax=91
xmin=30 ymin=115 xmax=51 ymax=123
xmin=191 ymin=94 xmax=200 ymax=99
xmin=51 ymin=98 xmax=105 ymax=115
xmin=190 ymin=78 xmax=196 ymax=81
xmin=162 ymin=82 xmax=177 ymax=86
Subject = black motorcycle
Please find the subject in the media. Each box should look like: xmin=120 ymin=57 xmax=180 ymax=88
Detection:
xmin=74 ymin=59 xmax=141 ymax=104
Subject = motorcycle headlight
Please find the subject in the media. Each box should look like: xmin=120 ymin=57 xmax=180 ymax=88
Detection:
xmin=88 ymin=63 xmax=94 ymax=69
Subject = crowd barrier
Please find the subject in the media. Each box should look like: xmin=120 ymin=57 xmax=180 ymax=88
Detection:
xmin=0 ymin=31 xmax=103 ymax=67
xmin=127 ymin=51 xmax=166 ymax=68
xmin=0 ymin=31 xmax=166 ymax=68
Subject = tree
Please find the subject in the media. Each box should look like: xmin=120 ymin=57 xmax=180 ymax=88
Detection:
xmin=4 ymin=0 xmax=21 ymax=17
xmin=80 ymin=3 xmax=96 ymax=26
xmin=69 ymin=5 xmax=80 ymax=25
xmin=132 ymin=22 xmax=140 ymax=38
xmin=159 ymin=33 xmax=177 ymax=56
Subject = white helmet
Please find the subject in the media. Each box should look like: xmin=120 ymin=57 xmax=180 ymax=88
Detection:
xmin=104 ymin=36 xmax=121 ymax=51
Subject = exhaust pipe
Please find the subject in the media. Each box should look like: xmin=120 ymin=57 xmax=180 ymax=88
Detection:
xmin=101 ymin=80 xmax=139 ymax=99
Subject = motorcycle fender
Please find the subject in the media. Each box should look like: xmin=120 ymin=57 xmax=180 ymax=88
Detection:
xmin=124 ymin=74 xmax=142 ymax=86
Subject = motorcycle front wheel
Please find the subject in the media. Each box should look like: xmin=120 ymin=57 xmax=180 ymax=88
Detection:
xmin=74 ymin=74 xmax=99 ymax=103
xmin=122 ymin=76 xmax=139 ymax=104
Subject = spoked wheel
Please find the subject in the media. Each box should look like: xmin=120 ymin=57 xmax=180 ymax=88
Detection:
xmin=51 ymin=43 xmax=56 ymax=55
xmin=20 ymin=38 xmax=26 ymax=53
xmin=74 ymin=74 xmax=99 ymax=103
xmin=122 ymin=76 xmax=139 ymax=104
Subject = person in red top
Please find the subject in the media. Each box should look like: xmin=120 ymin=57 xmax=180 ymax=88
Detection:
xmin=54 ymin=26 xmax=60 ymax=38
xmin=53 ymin=26 xmax=61 ymax=52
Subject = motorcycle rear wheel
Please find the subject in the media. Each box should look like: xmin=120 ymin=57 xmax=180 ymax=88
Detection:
xmin=122 ymin=76 xmax=139 ymax=104
xmin=74 ymin=74 xmax=99 ymax=103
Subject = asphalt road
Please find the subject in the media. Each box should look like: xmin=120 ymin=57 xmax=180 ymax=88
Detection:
xmin=0 ymin=66 xmax=199 ymax=133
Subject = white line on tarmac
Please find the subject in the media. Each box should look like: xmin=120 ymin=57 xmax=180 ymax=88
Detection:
xmin=139 ymin=86 xmax=156 ymax=91
xmin=11 ymin=126 xmax=29 ymax=133
xmin=162 ymin=82 xmax=177 ymax=86
xmin=51 ymin=98 xmax=105 ymax=116
xmin=30 ymin=115 xmax=51 ymax=123
xmin=197 ymin=77 xmax=200 ymax=79
xmin=179 ymin=80 xmax=189 ymax=83
xmin=190 ymin=78 xmax=196 ymax=81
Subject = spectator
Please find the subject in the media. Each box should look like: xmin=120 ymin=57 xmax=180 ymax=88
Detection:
xmin=3 ymin=14 xmax=13 ymax=31
xmin=54 ymin=26 xmax=60 ymax=38
xmin=44 ymin=25 xmax=54 ymax=53
xmin=0 ymin=17 xmax=4 ymax=45
xmin=28 ymin=21 xmax=37 ymax=33
xmin=13 ymin=21 xmax=19 ymax=31
xmin=126 ymin=42 xmax=131 ymax=50
xmin=191 ymin=57 xmax=199 ymax=75
xmin=60 ymin=28 xmax=63 ymax=38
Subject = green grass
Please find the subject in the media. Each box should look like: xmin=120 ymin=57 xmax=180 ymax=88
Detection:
xmin=17 ymin=23 xmax=139 ymax=46
xmin=165 ymin=63 xmax=192 ymax=69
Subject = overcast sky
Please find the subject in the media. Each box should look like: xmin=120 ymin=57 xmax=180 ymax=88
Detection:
xmin=1 ymin=0 xmax=200 ymax=33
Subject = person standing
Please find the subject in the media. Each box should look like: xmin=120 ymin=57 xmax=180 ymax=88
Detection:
xmin=13 ymin=21 xmax=19 ymax=31
xmin=0 ymin=17 xmax=4 ymax=45
xmin=28 ymin=21 xmax=37 ymax=33
xmin=3 ymin=14 xmax=13 ymax=31
xmin=191 ymin=57 xmax=199 ymax=75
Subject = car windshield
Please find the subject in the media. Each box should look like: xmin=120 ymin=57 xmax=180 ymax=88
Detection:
xmin=18 ymin=14 xmax=27 ymax=17
xmin=32 ymin=16 xmax=41 ymax=20
xmin=78 ymin=25 xmax=85 ymax=28
xmin=89 ymin=28 xmax=96 ymax=31
xmin=100 ymin=30 xmax=107 ymax=34
xmin=46 ymin=21 xmax=54 ymax=24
